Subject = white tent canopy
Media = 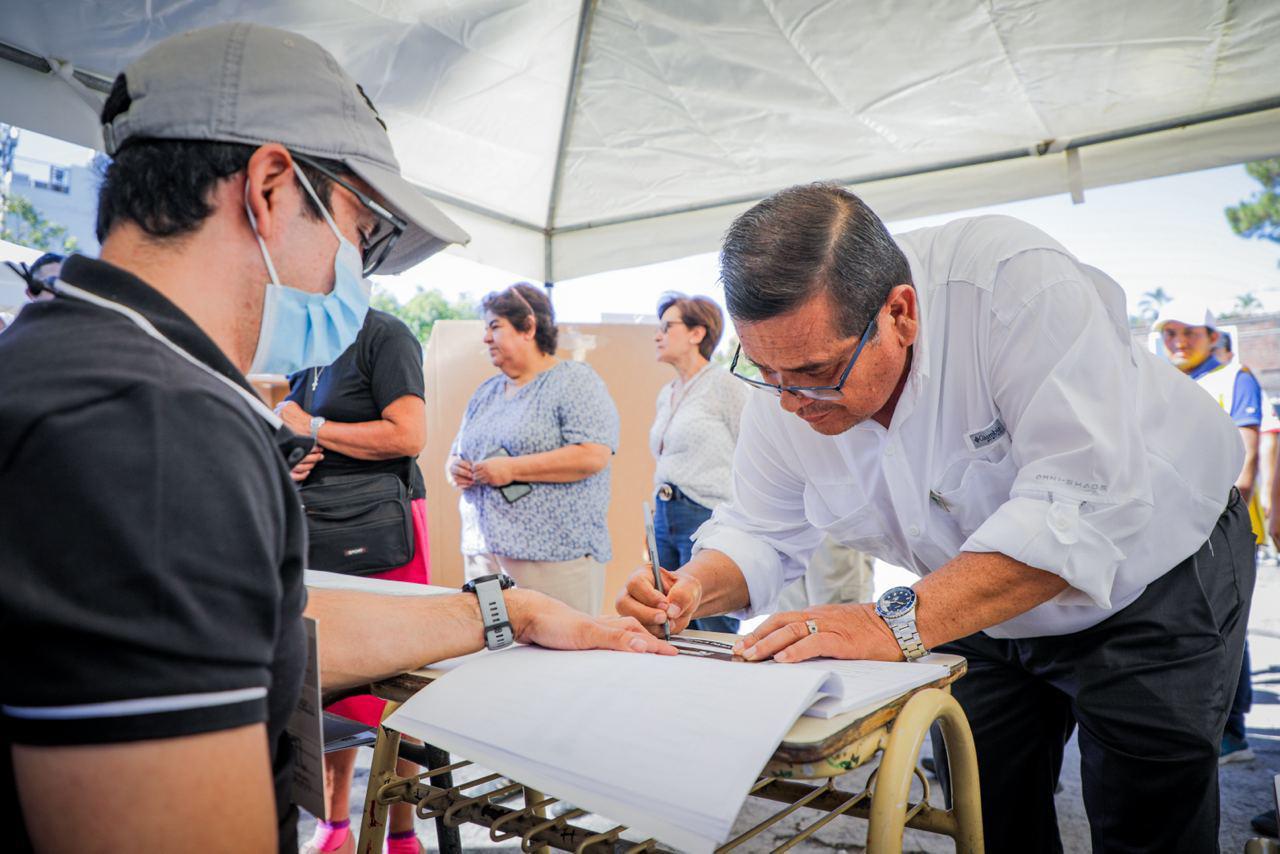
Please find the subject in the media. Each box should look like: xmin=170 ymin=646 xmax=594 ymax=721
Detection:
xmin=3 ymin=0 xmax=1279 ymax=282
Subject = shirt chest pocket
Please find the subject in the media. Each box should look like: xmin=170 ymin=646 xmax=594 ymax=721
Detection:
xmin=802 ymin=480 xmax=886 ymax=553
xmin=932 ymin=441 xmax=1019 ymax=536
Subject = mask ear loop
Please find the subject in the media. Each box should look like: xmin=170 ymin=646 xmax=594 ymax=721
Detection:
xmin=243 ymin=178 xmax=282 ymax=286
xmin=291 ymin=162 xmax=344 ymax=240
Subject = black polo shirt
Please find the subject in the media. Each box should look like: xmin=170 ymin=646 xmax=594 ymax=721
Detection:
xmin=285 ymin=309 xmax=426 ymax=499
xmin=0 ymin=256 xmax=310 ymax=853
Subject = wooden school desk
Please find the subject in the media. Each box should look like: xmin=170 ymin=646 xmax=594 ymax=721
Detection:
xmin=350 ymin=638 xmax=981 ymax=854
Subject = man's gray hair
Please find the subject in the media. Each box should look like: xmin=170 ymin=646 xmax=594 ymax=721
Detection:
xmin=720 ymin=184 xmax=911 ymax=338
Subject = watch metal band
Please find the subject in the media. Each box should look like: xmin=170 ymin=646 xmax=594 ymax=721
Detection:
xmin=889 ymin=618 xmax=927 ymax=660
xmin=474 ymin=576 xmax=514 ymax=650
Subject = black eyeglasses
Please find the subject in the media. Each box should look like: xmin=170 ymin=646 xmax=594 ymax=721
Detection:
xmin=729 ymin=309 xmax=879 ymax=400
xmin=292 ymin=153 xmax=406 ymax=276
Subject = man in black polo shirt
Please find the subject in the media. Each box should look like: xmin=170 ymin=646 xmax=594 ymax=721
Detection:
xmin=0 ymin=24 xmax=673 ymax=853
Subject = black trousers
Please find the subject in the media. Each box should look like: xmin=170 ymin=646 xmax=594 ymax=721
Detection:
xmin=932 ymin=490 xmax=1255 ymax=854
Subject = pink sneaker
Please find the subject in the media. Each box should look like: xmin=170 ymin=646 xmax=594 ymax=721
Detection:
xmin=299 ymin=824 xmax=354 ymax=854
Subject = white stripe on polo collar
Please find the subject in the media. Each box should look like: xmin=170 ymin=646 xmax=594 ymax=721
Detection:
xmin=3 ymin=686 xmax=268 ymax=720
xmin=56 ymin=281 xmax=283 ymax=431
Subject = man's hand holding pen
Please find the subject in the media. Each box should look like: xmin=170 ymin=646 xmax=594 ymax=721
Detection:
xmin=617 ymin=563 xmax=703 ymax=639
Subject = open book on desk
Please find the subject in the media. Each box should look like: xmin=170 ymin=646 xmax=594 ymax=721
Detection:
xmin=669 ymin=634 xmax=949 ymax=719
xmin=385 ymin=644 xmax=948 ymax=853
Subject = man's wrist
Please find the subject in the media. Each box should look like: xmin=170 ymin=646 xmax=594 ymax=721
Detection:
xmin=503 ymin=588 xmax=534 ymax=641
xmin=672 ymin=570 xmax=704 ymax=617
xmin=862 ymin=603 xmax=907 ymax=661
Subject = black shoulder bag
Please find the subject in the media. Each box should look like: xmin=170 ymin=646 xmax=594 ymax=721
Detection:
xmin=298 ymin=377 xmax=415 ymax=575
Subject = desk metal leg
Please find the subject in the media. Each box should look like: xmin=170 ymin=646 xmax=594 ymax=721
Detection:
xmin=359 ymin=701 xmax=404 ymax=854
xmin=424 ymin=743 xmax=464 ymax=854
xmin=523 ymin=787 xmax=550 ymax=854
xmin=868 ymin=688 xmax=983 ymax=854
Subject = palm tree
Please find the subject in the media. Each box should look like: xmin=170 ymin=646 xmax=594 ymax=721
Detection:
xmin=1137 ymin=288 xmax=1173 ymax=322
xmin=1233 ymin=291 xmax=1263 ymax=316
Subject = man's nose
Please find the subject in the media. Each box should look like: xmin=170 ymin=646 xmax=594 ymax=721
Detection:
xmin=779 ymin=388 xmax=806 ymax=413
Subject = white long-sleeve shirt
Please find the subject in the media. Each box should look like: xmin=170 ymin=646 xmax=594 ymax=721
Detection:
xmin=694 ymin=215 xmax=1242 ymax=638
xmin=650 ymin=364 xmax=750 ymax=509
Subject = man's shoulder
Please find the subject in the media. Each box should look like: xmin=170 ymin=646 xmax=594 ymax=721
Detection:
xmin=0 ymin=299 xmax=171 ymax=425
xmin=0 ymin=305 xmax=275 ymax=464
xmin=896 ymin=215 xmax=1074 ymax=291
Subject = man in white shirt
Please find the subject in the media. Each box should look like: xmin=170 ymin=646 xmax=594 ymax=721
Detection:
xmin=617 ymin=184 xmax=1253 ymax=852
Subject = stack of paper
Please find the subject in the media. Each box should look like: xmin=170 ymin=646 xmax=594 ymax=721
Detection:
xmin=793 ymin=658 xmax=948 ymax=718
xmin=385 ymin=646 xmax=946 ymax=853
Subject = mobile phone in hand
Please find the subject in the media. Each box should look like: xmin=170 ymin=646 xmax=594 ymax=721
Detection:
xmin=486 ymin=447 xmax=533 ymax=503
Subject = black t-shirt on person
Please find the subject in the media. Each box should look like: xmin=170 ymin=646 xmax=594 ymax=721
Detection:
xmin=285 ymin=309 xmax=426 ymax=499
xmin=0 ymin=256 xmax=310 ymax=853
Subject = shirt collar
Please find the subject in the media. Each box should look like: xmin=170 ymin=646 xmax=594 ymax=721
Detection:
xmin=862 ymin=253 xmax=934 ymax=436
xmin=56 ymin=256 xmax=312 ymax=466
xmin=898 ymin=241 xmax=932 ymax=381
xmin=58 ymin=255 xmax=259 ymax=400
xmin=1187 ymin=354 xmax=1222 ymax=380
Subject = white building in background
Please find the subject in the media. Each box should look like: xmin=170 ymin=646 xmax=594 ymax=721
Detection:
xmin=3 ymin=154 xmax=101 ymax=255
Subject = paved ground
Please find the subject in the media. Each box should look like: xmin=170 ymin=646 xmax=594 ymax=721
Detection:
xmin=301 ymin=561 xmax=1280 ymax=852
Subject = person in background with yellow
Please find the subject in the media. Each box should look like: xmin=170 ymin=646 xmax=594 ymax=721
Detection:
xmin=1155 ymin=300 xmax=1261 ymax=765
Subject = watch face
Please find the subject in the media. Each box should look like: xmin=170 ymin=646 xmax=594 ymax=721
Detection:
xmin=876 ymin=586 xmax=917 ymax=619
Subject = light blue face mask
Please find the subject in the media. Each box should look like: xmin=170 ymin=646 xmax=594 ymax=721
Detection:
xmin=246 ymin=164 xmax=371 ymax=376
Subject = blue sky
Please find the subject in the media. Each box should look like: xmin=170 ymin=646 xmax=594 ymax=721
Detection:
xmin=14 ymin=128 xmax=1279 ymax=325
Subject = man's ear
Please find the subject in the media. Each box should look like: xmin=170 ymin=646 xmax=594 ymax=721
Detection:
xmin=243 ymin=144 xmax=297 ymax=240
xmin=886 ymin=283 xmax=918 ymax=347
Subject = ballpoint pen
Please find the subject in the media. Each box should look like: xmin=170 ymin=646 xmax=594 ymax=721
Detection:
xmin=643 ymin=501 xmax=671 ymax=641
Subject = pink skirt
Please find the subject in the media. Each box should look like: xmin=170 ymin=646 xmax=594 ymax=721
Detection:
xmin=325 ymin=497 xmax=430 ymax=728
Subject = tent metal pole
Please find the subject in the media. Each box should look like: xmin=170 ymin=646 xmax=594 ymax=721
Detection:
xmin=0 ymin=41 xmax=113 ymax=93
xmin=549 ymin=95 xmax=1280 ymax=236
xmin=543 ymin=0 xmax=598 ymax=283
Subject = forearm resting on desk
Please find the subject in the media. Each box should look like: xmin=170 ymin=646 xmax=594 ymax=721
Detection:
xmin=736 ymin=550 xmax=1069 ymax=663
xmin=913 ymin=551 xmax=1068 ymax=649
xmin=307 ymin=587 xmax=677 ymax=693
xmin=306 ymin=588 xmax=490 ymax=692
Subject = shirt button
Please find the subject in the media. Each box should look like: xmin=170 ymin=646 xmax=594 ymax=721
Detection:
xmin=908 ymin=524 xmax=920 ymax=537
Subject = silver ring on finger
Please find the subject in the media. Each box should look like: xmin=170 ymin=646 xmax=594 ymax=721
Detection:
xmin=805 ymin=618 xmax=819 ymax=636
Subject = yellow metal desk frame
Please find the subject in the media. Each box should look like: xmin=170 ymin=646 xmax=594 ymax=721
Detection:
xmin=353 ymin=646 xmax=981 ymax=854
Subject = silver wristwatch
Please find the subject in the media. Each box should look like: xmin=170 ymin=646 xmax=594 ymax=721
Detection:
xmin=874 ymin=586 xmax=928 ymax=661
xmin=309 ymin=415 xmax=326 ymax=441
xmin=462 ymin=573 xmax=516 ymax=650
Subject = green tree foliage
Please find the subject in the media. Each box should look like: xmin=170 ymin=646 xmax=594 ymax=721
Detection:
xmin=371 ymin=286 xmax=478 ymax=344
xmin=1225 ymin=159 xmax=1280 ymax=259
xmin=1 ymin=194 xmax=78 ymax=252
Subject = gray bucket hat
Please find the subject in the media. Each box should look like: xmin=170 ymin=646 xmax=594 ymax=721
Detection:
xmin=102 ymin=22 xmax=469 ymax=274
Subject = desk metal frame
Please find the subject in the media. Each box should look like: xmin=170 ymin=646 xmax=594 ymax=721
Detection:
xmin=355 ymin=658 xmax=981 ymax=853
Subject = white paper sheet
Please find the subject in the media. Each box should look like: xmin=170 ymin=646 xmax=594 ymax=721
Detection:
xmin=792 ymin=658 xmax=949 ymax=719
xmin=385 ymin=646 xmax=834 ymax=853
